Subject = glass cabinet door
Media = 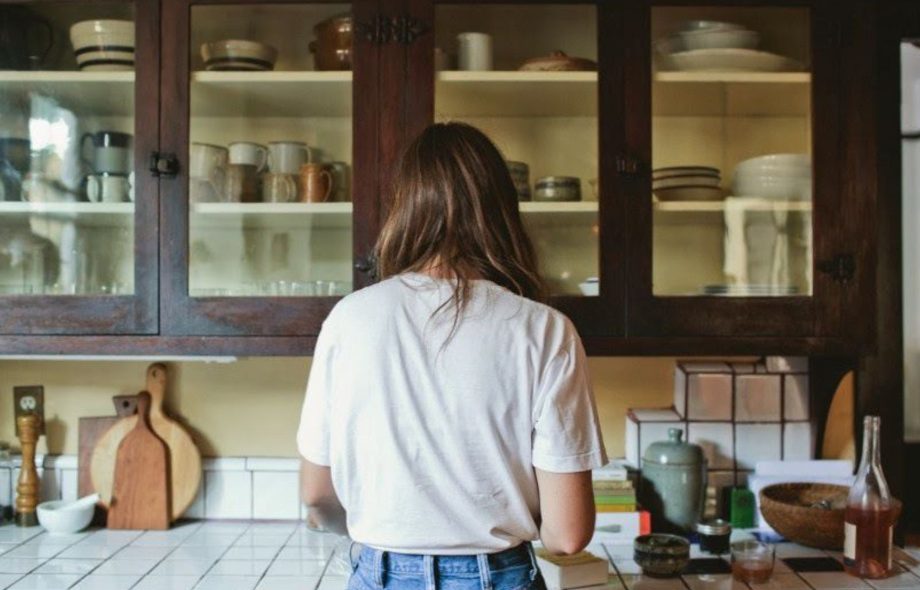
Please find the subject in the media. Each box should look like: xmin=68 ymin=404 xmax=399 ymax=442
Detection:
xmin=0 ymin=1 xmax=157 ymax=334
xmin=625 ymin=3 xmax=829 ymax=336
xmin=430 ymin=2 xmax=622 ymax=334
xmin=160 ymin=0 xmax=375 ymax=336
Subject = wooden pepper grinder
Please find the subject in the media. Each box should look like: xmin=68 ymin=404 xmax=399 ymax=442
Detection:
xmin=15 ymin=414 xmax=40 ymax=527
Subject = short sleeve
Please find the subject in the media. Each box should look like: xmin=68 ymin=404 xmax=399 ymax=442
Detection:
xmin=296 ymin=319 xmax=338 ymax=466
xmin=532 ymin=332 xmax=608 ymax=473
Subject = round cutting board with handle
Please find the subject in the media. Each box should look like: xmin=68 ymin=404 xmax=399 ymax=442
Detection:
xmin=91 ymin=363 xmax=202 ymax=520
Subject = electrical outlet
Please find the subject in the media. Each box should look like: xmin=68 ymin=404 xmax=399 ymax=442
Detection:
xmin=13 ymin=386 xmax=44 ymax=436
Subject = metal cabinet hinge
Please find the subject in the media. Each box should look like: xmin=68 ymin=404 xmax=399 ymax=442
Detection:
xmin=356 ymin=15 xmax=429 ymax=45
xmin=817 ymin=254 xmax=856 ymax=284
xmin=149 ymin=152 xmax=179 ymax=178
xmin=354 ymin=254 xmax=378 ymax=280
xmin=615 ymin=155 xmax=641 ymax=177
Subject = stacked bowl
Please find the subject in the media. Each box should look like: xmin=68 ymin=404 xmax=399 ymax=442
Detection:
xmin=201 ymin=40 xmax=278 ymax=71
xmin=657 ymin=20 xmax=800 ymax=72
xmin=70 ymin=20 xmax=135 ymax=71
xmin=731 ymin=154 xmax=811 ymax=200
xmin=652 ymin=166 xmax=723 ymax=201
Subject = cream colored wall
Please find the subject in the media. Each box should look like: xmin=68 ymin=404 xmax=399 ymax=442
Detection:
xmin=0 ymin=358 xmax=679 ymax=459
xmin=0 ymin=357 xmax=852 ymax=460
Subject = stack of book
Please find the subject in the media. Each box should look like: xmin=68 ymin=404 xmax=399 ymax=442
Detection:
xmin=591 ymin=461 xmax=650 ymax=543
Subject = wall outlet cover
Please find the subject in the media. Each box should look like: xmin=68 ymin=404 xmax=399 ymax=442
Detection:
xmin=13 ymin=386 xmax=45 ymax=436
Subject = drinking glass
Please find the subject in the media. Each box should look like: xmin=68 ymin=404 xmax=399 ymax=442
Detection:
xmin=731 ymin=540 xmax=775 ymax=584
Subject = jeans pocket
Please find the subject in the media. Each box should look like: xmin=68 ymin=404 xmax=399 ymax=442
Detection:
xmin=490 ymin=564 xmax=539 ymax=590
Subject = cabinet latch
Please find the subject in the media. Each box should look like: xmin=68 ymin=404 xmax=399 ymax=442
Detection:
xmin=354 ymin=254 xmax=378 ymax=280
xmin=817 ymin=254 xmax=855 ymax=284
xmin=615 ymin=155 xmax=641 ymax=177
xmin=356 ymin=15 xmax=429 ymax=45
xmin=149 ymin=152 xmax=179 ymax=178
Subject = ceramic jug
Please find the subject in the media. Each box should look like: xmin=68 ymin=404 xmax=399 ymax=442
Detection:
xmin=639 ymin=428 xmax=707 ymax=534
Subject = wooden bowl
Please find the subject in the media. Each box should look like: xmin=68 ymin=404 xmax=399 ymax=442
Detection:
xmin=759 ymin=483 xmax=901 ymax=550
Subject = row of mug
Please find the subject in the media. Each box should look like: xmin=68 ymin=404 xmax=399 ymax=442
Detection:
xmin=191 ymin=163 xmax=347 ymax=204
xmin=192 ymin=141 xmax=323 ymax=177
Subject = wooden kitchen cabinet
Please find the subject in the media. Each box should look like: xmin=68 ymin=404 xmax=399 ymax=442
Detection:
xmin=0 ymin=0 xmax=878 ymax=354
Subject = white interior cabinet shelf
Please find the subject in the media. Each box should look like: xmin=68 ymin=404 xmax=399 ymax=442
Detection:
xmin=653 ymin=70 xmax=811 ymax=116
xmin=436 ymin=71 xmax=597 ymax=117
xmin=191 ymin=71 xmax=352 ymax=117
xmin=0 ymin=71 xmax=134 ymax=116
xmin=0 ymin=201 xmax=134 ymax=226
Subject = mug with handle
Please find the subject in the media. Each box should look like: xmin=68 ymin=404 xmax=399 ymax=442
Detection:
xmin=298 ymin=163 xmax=335 ymax=203
xmin=86 ymin=173 xmax=129 ymax=203
xmin=262 ymin=172 xmax=297 ymax=203
xmin=229 ymin=142 xmax=268 ymax=172
xmin=267 ymin=141 xmax=312 ymax=175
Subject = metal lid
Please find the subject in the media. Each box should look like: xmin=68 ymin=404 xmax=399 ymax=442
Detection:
xmin=535 ymin=176 xmax=579 ymax=187
xmin=696 ymin=519 xmax=731 ymax=536
xmin=642 ymin=428 xmax=705 ymax=466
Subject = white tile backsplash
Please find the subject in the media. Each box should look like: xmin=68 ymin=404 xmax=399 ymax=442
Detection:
xmin=783 ymin=422 xmax=816 ymax=461
xmin=784 ymin=374 xmax=810 ymax=420
xmin=205 ymin=471 xmax=252 ymax=520
xmin=687 ymin=422 xmax=734 ymax=470
xmin=252 ymin=472 xmax=300 ymax=520
xmin=735 ymin=423 xmax=782 ymax=469
xmin=687 ymin=373 xmax=733 ymax=420
xmin=735 ymin=374 xmax=781 ymax=422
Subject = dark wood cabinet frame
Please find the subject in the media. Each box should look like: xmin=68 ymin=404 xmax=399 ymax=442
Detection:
xmin=0 ymin=0 xmax=884 ymax=357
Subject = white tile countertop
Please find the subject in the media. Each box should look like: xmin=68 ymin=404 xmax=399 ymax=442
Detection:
xmin=0 ymin=522 xmax=917 ymax=589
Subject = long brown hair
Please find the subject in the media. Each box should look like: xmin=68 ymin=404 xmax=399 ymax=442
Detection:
xmin=376 ymin=122 xmax=545 ymax=317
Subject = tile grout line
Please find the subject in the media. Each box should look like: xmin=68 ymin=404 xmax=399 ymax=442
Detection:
xmin=252 ymin=523 xmax=301 ymax=590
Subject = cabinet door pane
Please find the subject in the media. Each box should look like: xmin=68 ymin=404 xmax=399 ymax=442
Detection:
xmin=434 ymin=4 xmax=598 ymax=297
xmin=0 ymin=2 xmax=137 ymax=296
xmin=652 ymin=6 xmax=812 ymax=297
xmin=188 ymin=4 xmax=353 ymax=297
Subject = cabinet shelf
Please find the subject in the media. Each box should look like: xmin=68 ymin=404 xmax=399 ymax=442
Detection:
xmin=655 ymin=71 xmax=810 ymax=84
xmin=191 ymin=71 xmax=352 ymax=117
xmin=654 ymin=198 xmax=812 ymax=213
xmin=0 ymin=71 xmax=134 ymax=116
xmin=436 ymin=71 xmax=597 ymax=117
xmin=653 ymin=71 xmax=811 ymax=116
xmin=0 ymin=201 xmax=134 ymax=226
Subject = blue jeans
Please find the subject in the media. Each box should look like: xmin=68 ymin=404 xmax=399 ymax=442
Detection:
xmin=348 ymin=543 xmax=547 ymax=590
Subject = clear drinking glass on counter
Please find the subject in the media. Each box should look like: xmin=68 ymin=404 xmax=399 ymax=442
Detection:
xmin=731 ymin=540 xmax=775 ymax=584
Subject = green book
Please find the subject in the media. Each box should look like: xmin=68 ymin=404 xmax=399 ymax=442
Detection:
xmin=594 ymin=494 xmax=637 ymax=505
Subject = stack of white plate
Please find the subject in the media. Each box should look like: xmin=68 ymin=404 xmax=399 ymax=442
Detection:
xmin=652 ymin=166 xmax=723 ymax=201
xmin=201 ymin=40 xmax=278 ymax=71
xmin=70 ymin=20 xmax=135 ymax=71
xmin=656 ymin=20 xmax=802 ymax=72
xmin=731 ymin=154 xmax=811 ymax=200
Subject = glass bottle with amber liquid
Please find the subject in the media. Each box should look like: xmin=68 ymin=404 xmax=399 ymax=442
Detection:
xmin=844 ymin=416 xmax=893 ymax=579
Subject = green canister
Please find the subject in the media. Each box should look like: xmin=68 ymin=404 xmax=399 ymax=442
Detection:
xmin=639 ymin=428 xmax=708 ymax=534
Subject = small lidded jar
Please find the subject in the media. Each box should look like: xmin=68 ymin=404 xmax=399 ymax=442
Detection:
xmin=697 ymin=519 xmax=732 ymax=555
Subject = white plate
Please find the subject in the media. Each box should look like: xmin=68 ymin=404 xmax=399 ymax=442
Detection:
xmin=679 ymin=29 xmax=760 ymax=51
xmin=667 ymin=48 xmax=802 ymax=72
xmin=653 ymin=185 xmax=724 ymax=202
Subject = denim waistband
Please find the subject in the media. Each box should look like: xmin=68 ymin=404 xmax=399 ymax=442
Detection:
xmin=357 ymin=542 xmax=537 ymax=576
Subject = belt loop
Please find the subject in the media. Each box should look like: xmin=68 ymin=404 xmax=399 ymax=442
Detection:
xmin=423 ymin=554 xmax=436 ymax=590
xmin=525 ymin=543 xmax=538 ymax=581
xmin=477 ymin=553 xmax=492 ymax=590
xmin=373 ymin=549 xmax=385 ymax=588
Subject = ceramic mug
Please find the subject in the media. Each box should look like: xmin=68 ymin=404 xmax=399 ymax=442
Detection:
xmin=457 ymin=32 xmax=492 ymax=71
xmin=262 ymin=172 xmax=297 ymax=203
xmin=189 ymin=142 xmax=228 ymax=196
xmin=224 ymin=163 xmax=259 ymax=203
xmin=298 ymin=163 xmax=334 ymax=203
xmin=228 ymin=142 xmax=268 ymax=171
xmin=326 ymin=161 xmax=350 ymax=202
xmin=86 ymin=173 xmax=129 ymax=203
xmin=267 ymin=141 xmax=312 ymax=175
xmin=81 ymin=130 xmax=132 ymax=174
xmin=189 ymin=177 xmax=219 ymax=203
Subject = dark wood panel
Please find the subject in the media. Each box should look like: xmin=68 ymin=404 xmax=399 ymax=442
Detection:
xmin=0 ymin=0 xmax=159 ymax=335
xmin=0 ymin=334 xmax=857 ymax=356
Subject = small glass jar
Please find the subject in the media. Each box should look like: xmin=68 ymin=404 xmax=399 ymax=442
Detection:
xmin=697 ymin=519 xmax=732 ymax=555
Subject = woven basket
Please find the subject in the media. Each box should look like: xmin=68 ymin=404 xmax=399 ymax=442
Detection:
xmin=759 ymin=483 xmax=850 ymax=549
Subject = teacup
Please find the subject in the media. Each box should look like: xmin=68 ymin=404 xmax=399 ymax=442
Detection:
xmin=86 ymin=173 xmax=129 ymax=203
xmin=262 ymin=172 xmax=297 ymax=203
xmin=297 ymin=163 xmax=334 ymax=203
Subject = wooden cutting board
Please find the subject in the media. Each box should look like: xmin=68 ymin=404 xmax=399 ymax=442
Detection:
xmin=78 ymin=396 xmax=140 ymax=498
xmin=91 ymin=363 xmax=202 ymax=520
xmin=107 ymin=392 xmax=170 ymax=530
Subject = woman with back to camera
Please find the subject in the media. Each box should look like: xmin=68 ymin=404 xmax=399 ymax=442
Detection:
xmin=298 ymin=122 xmax=607 ymax=590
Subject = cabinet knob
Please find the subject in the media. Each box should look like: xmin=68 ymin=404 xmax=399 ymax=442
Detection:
xmin=817 ymin=254 xmax=856 ymax=284
xmin=149 ymin=152 xmax=179 ymax=178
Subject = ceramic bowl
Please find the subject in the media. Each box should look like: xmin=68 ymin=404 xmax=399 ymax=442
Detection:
xmin=70 ymin=20 xmax=135 ymax=71
xmin=654 ymin=185 xmax=723 ymax=202
xmin=653 ymin=165 xmax=719 ymax=178
xmin=734 ymin=154 xmax=810 ymax=174
xmin=201 ymin=40 xmax=278 ymax=71
xmin=578 ymin=278 xmax=599 ymax=296
xmin=634 ymin=534 xmax=690 ymax=578
xmin=70 ymin=19 xmax=133 ymax=38
xmin=679 ymin=29 xmax=760 ymax=51
xmin=652 ymin=175 xmax=721 ymax=189
xmin=37 ymin=500 xmax=94 ymax=534
xmin=732 ymin=176 xmax=811 ymax=200
xmin=679 ymin=20 xmax=745 ymax=32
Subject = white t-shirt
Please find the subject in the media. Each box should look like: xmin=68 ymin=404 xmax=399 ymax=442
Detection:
xmin=297 ymin=273 xmax=607 ymax=555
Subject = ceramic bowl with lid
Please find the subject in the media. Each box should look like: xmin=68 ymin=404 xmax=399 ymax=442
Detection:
xmin=639 ymin=428 xmax=707 ymax=533
xmin=310 ymin=13 xmax=353 ymax=71
xmin=534 ymin=176 xmax=581 ymax=202
xmin=518 ymin=50 xmax=597 ymax=72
